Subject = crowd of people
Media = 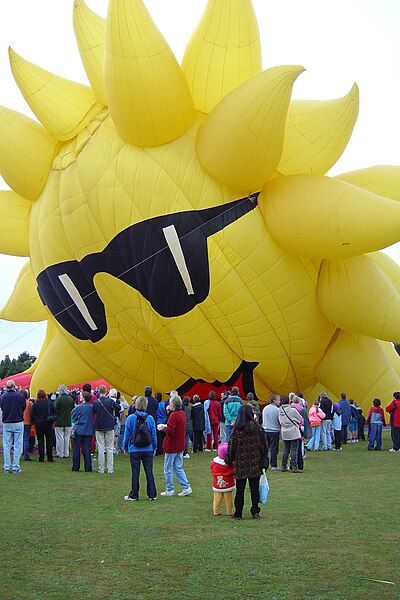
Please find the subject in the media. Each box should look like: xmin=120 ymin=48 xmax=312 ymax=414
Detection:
xmin=1 ymin=380 xmax=399 ymax=519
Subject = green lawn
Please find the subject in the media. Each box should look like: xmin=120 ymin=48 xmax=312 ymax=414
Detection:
xmin=0 ymin=433 xmax=399 ymax=600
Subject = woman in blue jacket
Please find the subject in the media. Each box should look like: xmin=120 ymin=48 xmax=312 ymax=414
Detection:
xmin=71 ymin=392 xmax=94 ymax=472
xmin=123 ymin=396 xmax=158 ymax=501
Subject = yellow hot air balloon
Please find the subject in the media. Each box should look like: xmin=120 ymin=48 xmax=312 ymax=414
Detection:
xmin=1 ymin=0 xmax=400 ymax=411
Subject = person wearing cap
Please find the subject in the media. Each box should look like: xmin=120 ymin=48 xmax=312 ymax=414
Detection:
xmin=0 ymin=380 xmax=26 ymax=473
xmin=210 ymin=443 xmax=235 ymax=516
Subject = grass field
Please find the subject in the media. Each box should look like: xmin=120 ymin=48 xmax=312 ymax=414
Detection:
xmin=0 ymin=432 xmax=399 ymax=600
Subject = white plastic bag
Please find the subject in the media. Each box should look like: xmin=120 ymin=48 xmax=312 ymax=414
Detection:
xmin=259 ymin=470 xmax=269 ymax=505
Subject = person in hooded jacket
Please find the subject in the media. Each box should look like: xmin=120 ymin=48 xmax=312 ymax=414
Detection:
xmin=223 ymin=387 xmax=243 ymax=442
xmin=226 ymin=404 xmax=268 ymax=520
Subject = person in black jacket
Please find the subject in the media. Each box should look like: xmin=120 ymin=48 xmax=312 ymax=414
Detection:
xmin=191 ymin=395 xmax=205 ymax=452
xmin=31 ymin=389 xmax=57 ymax=462
xmin=319 ymin=392 xmax=333 ymax=451
xmin=0 ymin=380 xmax=26 ymax=473
xmin=144 ymin=386 xmax=158 ymax=422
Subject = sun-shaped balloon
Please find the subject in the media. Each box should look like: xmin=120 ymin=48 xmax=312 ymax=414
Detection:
xmin=1 ymin=0 xmax=400 ymax=408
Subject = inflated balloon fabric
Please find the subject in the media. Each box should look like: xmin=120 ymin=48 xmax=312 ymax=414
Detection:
xmin=1 ymin=0 xmax=400 ymax=410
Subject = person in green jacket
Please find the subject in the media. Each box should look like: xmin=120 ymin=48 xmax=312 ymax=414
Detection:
xmin=223 ymin=387 xmax=243 ymax=442
xmin=54 ymin=385 xmax=75 ymax=458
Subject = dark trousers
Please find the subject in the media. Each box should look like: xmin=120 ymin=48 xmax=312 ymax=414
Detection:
xmin=234 ymin=477 xmax=260 ymax=517
xmin=333 ymin=429 xmax=341 ymax=450
xmin=266 ymin=431 xmax=280 ymax=468
xmin=156 ymin=429 xmax=165 ymax=455
xmin=392 ymin=427 xmax=400 ymax=451
xmin=341 ymin=425 xmax=348 ymax=444
xmin=23 ymin=424 xmax=31 ymax=459
xmin=129 ymin=452 xmax=157 ymax=499
xmin=193 ymin=430 xmax=204 ymax=452
xmin=73 ymin=435 xmax=92 ymax=471
xmin=282 ymin=439 xmax=299 ymax=469
xmin=36 ymin=422 xmax=53 ymax=462
xmin=184 ymin=432 xmax=191 ymax=454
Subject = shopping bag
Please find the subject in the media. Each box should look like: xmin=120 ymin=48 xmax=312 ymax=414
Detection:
xmin=259 ymin=470 xmax=269 ymax=505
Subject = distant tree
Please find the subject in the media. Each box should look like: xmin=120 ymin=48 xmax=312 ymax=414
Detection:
xmin=0 ymin=352 xmax=36 ymax=379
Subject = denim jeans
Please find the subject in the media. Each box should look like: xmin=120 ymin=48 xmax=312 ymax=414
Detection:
xmin=368 ymin=423 xmax=383 ymax=450
xmin=225 ymin=424 xmax=233 ymax=443
xmin=306 ymin=426 xmax=321 ymax=451
xmin=23 ymin=424 xmax=31 ymax=459
xmin=118 ymin=424 xmax=125 ymax=452
xmin=3 ymin=422 xmax=23 ymax=472
xmin=129 ymin=451 xmax=157 ymax=499
xmin=163 ymin=452 xmax=190 ymax=491
xmin=266 ymin=431 xmax=280 ymax=468
xmin=321 ymin=420 xmax=332 ymax=450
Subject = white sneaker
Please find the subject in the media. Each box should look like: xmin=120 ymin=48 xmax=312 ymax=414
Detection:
xmin=389 ymin=448 xmax=399 ymax=453
xmin=204 ymin=449 xmax=211 ymax=452
xmin=178 ymin=487 xmax=193 ymax=497
xmin=270 ymin=467 xmax=279 ymax=471
xmin=183 ymin=453 xmax=190 ymax=459
xmin=160 ymin=490 xmax=175 ymax=496
xmin=124 ymin=495 xmax=138 ymax=501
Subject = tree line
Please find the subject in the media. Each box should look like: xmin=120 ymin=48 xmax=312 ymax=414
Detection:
xmin=0 ymin=352 xmax=36 ymax=380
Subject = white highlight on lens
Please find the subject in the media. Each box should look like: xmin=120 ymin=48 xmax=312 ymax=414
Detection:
xmin=58 ymin=274 xmax=98 ymax=331
xmin=162 ymin=225 xmax=195 ymax=295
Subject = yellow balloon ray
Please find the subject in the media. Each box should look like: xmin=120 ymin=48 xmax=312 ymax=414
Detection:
xmin=182 ymin=0 xmax=261 ymax=114
xmin=73 ymin=0 xmax=107 ymax=105
xmin=0 ymin=191 xmax=31 ymax=256
xmin=0 ymin=107 xmax=56 ymax=201
xmin=105 ymin=0 xmax=194 ymax=147
xmin=277 ymin=84 xmax=359 ymax=176
xmin=24 ymin=319 xmax=59 ymax=375
xmin=0 ymin=260 xmax=47 ymax=322
xmin=336 ymin=166 xmax=400 ymax=201
xmin=262 ymin=174 xmax=400 ymax=259
xmin=316 ymin=330 xmax=400 ymax=410
xmin=367 ymin=251 xmax=400 ymax=290
xmin=196 ymin=65 xmax=304 ymax=192
xmin=318 ymin=255 xmax=400 ymax=342
xmin=9 ymin=49 xmax=103 ymax=141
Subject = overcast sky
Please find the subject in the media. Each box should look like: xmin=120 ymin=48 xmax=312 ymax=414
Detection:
xmin=0 ymin=0 xmax=399 ymax=358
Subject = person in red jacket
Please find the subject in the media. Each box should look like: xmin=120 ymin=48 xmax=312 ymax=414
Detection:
xmin=159 ymin=394 xmax=193 ymax=497
xmin=206 ymin=391 xmax=222 ymax=451
xmin=386 ymin=391 xmax=400 ymax=452
xmin=210 ymin=443 xmax=235 ymax=516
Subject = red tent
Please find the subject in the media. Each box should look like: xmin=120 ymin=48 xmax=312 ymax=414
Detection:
xmin=0 ymin=373 xmax=110 ymax=393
